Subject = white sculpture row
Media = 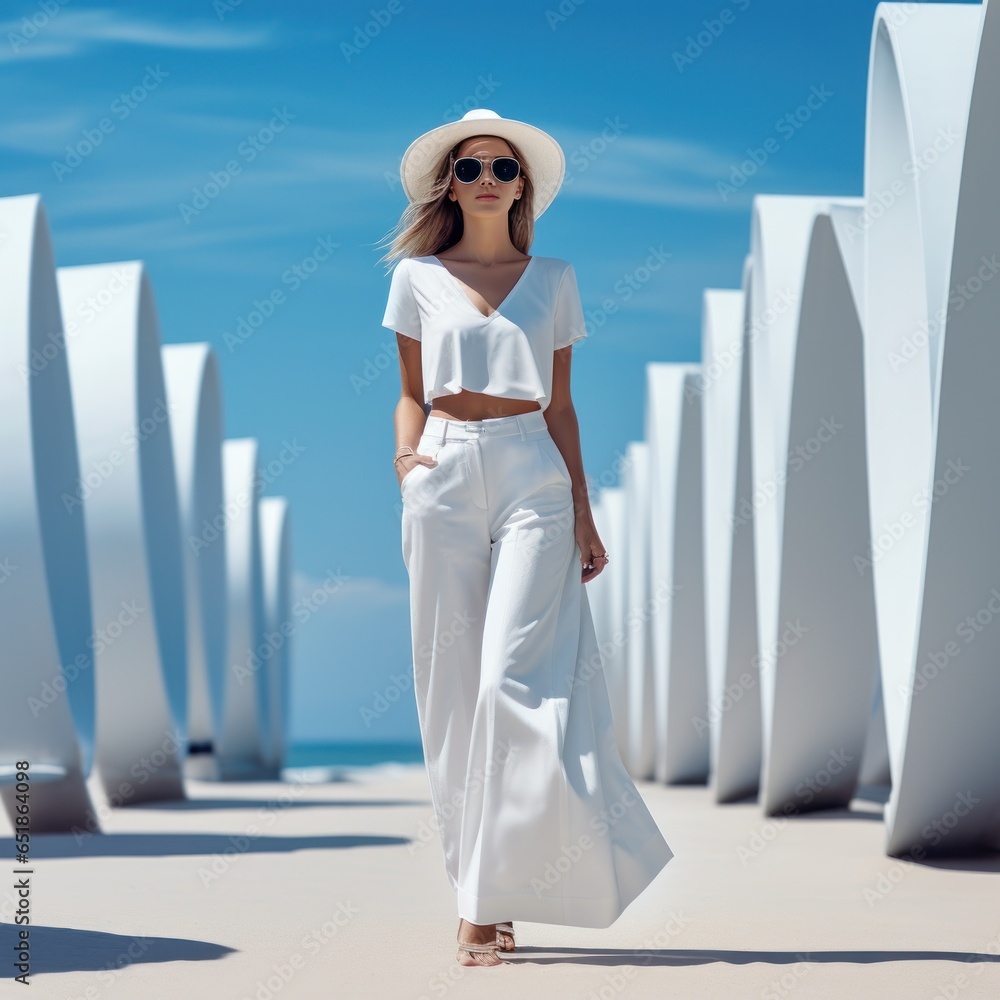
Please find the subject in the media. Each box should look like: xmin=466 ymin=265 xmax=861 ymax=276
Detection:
xmin=591 ymin=0 xmax=1000 ymax=859
xmin=0 ymin=193 xmax=292 ymax=833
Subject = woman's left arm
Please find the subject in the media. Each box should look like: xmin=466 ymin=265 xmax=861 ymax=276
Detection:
xmin=544 ymin=346 xmax=608 ymax=582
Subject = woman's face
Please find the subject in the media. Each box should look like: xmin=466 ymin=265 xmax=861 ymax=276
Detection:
xmin=446 ymin=136 xmax=524 ymax=219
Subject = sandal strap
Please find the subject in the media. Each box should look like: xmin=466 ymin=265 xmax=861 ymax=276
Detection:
xmin=495 ymin=922 xmax=513 ymax=933
xmin=458 ymin=941 xmax=500 ymax=954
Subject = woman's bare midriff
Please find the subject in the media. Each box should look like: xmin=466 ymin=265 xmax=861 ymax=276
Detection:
xmin=429 ymin=388 xmax=542 ymax=422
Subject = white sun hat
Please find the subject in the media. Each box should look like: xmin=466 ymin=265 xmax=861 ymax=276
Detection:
xmin=398 ymin=108 xmax=566 ymax=220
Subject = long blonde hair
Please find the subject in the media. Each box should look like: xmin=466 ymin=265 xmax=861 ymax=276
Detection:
xmin=377 ymin=134 xmax=535 ymax=269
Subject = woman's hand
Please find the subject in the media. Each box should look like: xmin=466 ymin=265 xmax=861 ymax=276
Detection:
xmin=396 ymin=451 xmax=438 ymax=490
xmin=576 ymin=516 xmax=609 ymax=583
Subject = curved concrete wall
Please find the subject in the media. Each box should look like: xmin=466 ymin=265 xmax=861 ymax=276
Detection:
xmin=217 ymin=438 xmax=270 ymax=778
xmin=0 ymin=194 xmax=97 ymax=831
xmin=58 ymin=261 xmax=188 ymax=805
xmin=646 ymin=363 xmax=708 ymax=784
xmin=162 ymin=344 xmax=227 ymax=781
xmin=589 ymin=489 xmax=630 ymax=756
xmin=259 ymin=497 xmax=292 ymax=777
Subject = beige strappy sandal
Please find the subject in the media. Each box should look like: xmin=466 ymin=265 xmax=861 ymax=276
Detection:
xmin=456 ymin=920 xmax=505 ymax=966
xmin=495 ymin=921 xmax=515 ymax=951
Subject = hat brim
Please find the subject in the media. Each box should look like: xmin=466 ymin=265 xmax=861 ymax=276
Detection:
xmin=399 ymin=113 xmax=566 ymax=220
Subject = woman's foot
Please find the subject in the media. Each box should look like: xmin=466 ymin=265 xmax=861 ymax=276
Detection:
xmin=496 ymin=921 xmax=515 ymax=951
xmin=456 ymin=918 xmax=504 ymax=967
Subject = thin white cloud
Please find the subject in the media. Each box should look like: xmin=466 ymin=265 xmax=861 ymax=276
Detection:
xmin=0 ymin=6 xmax=275 ymax=60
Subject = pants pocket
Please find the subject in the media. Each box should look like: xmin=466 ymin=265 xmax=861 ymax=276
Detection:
xmin=400 ymin=438 xmax=444 ymax=497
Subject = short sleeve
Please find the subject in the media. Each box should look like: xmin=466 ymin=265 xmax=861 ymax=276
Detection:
xmin=553 ymin=263 xmax=587 ymax=349
xmin=381 ymin=258 xmax=421 ymax=341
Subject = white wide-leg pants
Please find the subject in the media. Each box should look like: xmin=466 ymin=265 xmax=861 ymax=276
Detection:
xmin=400 ymin=408 xmax=674 ymax=928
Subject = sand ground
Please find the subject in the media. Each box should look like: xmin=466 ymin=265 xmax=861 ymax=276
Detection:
xmin=2 ymin=763 xmax=1000 ymax=999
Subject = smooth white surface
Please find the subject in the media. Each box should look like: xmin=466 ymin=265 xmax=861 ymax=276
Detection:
xmin=646 ymin=363 xmax=709 ymax=784
xmin=0 ymin=195 xmax=96 ymax=831
xmin=59 ymin=260 xmax=187 ymax=805
xmin=623 ymin=440 xmax=656 ymax=780
xmin=876 ymin=0 xmax=1000 ymax=854
xmin=217 ymin=438 xmax=270 ymax=778
xmin=162 ymin=344 xmax=227 ymax=776
xmin=864 ymin=0 xmax=993 ymax=853
xmin=259 ymin=497 xmax=292 ymax=776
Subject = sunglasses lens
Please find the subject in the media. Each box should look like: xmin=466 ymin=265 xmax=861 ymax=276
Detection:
xmin=454 ymin=157 xmax=483 ymax=183
xmin=492 ymin=157 xmax=520 ymax=182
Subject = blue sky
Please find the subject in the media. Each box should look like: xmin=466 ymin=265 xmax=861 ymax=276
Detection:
xmin=2 ymin=0 xmax=969 ymax=745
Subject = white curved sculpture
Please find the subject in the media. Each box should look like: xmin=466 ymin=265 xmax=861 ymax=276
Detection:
xmin=622 ymin=441 xmax=655 ymax=779
xmin=589 ymin=489 xmax=630 ymax=755
xmin=866 ymin=0 xmax=1000 ymax=854
xmin=58 ymin=261 xmax=188 ymax=805
xmin=259 ymin=497 xmax=292 ymax=778
xmin=0 ymin=194 xmax=97 ymax=831
xmin=217 ymin=438 xmax=270 ymax=778
xmin=646 ymin=363 xmax=708 ymax=784
xmin=757 ymin=199 xmax=878 ymax=815
xmin=699 ymin=281 xmax=761 ymax=803
xmin=162 ymin=344 xmax=227 ymax=782
xmin=715 ymin=256 xmax=763 ymax=802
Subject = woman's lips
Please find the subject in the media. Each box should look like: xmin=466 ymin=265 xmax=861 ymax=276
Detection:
xmin=476 ymin=194 xmax=498 ymax=200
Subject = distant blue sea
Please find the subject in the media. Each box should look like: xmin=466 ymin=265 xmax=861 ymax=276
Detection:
xmin=285 ymin=741 xmax=424 ymax=768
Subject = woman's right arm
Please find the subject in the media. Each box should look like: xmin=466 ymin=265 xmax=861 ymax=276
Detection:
xmin=394 ymin=333 xmax=430 ymax=487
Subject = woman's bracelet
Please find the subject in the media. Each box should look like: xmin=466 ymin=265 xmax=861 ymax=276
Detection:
xmin=394 ymin=445 xmax=415 ymax=467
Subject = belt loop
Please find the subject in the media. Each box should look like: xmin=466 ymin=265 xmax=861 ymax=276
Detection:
xmin=516 ymin=414 xmax=526 ymax=441
xmin=439 ymin=419 xmax=447 ymax=446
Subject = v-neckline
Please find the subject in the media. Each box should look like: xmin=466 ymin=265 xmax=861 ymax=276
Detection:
xmin=429 ymin=254 xmax=536 ymax=320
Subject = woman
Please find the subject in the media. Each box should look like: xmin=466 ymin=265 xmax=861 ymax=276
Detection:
xmin=378 ymin=109 xmax=674 ymax=968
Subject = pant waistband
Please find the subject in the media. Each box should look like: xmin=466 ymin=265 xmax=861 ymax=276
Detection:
xmin=423 ymin=408 xmax=548 ymax=443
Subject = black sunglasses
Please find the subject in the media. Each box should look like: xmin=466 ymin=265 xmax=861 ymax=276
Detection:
xmin=452 ymin=155 xmax=521 ymax=184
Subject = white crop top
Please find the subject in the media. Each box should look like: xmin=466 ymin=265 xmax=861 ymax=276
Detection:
xmin=380 ymin=254 xmax=587 ymax=412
